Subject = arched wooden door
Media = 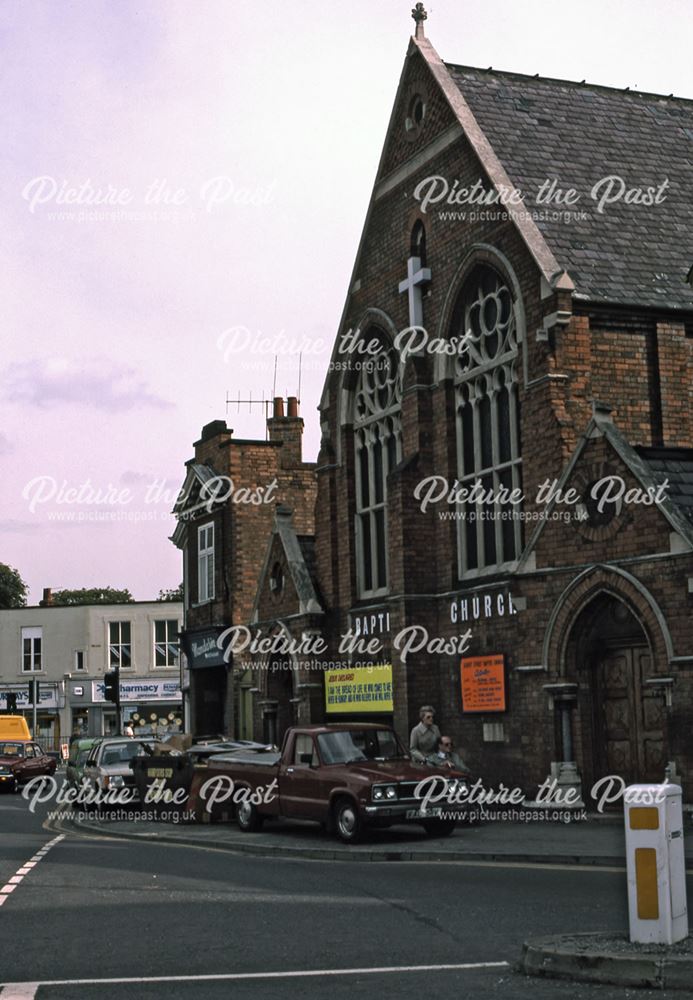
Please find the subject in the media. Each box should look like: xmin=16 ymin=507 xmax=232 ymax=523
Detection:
xmin=592 ymin=644 xmax=665 ymax=784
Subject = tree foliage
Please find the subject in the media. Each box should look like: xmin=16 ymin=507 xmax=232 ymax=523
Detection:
xmin=157 ymin=583 xmax=184 ymax=602
xmin=52 ymin=587 xmax=134 ymax=605
xmin=0 ymin=563 xmax=29 ymax=608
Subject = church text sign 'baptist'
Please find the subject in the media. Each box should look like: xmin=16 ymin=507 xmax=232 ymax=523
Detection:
xmin=460 ymin=655 xmax=507 ymax=713
xmin=325 ymin=665 xmax=394 ymax=714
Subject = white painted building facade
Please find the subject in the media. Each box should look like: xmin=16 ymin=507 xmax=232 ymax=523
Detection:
xmin=0 ymin=599 xmax=183 ymax=747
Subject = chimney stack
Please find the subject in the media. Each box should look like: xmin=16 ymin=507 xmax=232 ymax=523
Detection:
xmin=40 ymin=588 xmax=53 ymax=607
xmin=267 ymin=397 xmax=304 ymax=468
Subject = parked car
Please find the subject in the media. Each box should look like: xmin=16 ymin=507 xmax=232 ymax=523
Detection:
xmin=66 ymin=738 xmax=103 ymax=788
xmin=196 ymin=724 xmax=470 ymax=843
xmin=83 ymin=737 xmax=169 ymax=800
xmin=0 ymin=740 xmax=58 ymax=792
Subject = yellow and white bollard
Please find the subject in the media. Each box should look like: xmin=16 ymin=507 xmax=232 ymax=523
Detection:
xmin=624 ymin=783 xmax=688 ymax=945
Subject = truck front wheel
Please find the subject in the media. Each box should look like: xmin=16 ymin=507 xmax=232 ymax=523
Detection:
xmin=236 ymin=798 xmax=264 ymax=833
xmin=333 ymin=797 xmax=362 ymax=844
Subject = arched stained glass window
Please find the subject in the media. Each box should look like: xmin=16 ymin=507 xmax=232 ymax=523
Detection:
xmin=452 ymin=265 xmax=522 ymax=575
xmin=353 ymin=330 xmax=402 ymax=595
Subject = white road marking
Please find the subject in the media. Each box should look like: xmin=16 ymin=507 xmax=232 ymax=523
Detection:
xmin=0 ymin=835 xmax=64 ymax=909
xmin=0 ymin=962 xmax=509 ymax=994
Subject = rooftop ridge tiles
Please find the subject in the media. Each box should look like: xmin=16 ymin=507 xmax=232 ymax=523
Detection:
xmin=444 ymin=62 xmax=693 ymax=106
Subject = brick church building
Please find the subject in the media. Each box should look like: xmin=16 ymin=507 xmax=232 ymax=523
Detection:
xmin=178 ymin=7 xmax=693 ymax=803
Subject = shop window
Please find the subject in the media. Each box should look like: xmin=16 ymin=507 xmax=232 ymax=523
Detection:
xmin=154 ymin=620 xmax=180 ymax=668
xmin=21 ymin=627 xmax=42 ymax=672
xmin=197 ymin=523 xmax=215 ymax=603
xmin=108 ymin=621 xmax=132 ymax=669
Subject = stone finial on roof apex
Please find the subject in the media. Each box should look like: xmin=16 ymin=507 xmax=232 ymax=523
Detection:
xmin=411 ymin=3 xmax=427 ymax=39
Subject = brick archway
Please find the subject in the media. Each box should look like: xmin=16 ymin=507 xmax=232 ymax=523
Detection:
xmin=544 ymin=566 xmax=672 ymax=790
xmin=543 ymin=565 xmax=672 ymax=677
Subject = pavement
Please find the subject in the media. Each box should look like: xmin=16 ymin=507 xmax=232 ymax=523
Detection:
xmin=50 ymin=805 xmax=693 ymax=867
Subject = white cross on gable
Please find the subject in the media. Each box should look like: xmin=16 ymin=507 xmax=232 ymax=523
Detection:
xmin=398 ymin=255 xmax=431 ymax=329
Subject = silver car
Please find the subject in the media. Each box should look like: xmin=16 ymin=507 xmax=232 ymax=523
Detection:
xmin=83 ymin=738 xmax=164 ymax=801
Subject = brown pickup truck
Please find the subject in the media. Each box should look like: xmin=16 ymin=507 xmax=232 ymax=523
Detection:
xmin=197 ymin=723 xmax=469 ymax=843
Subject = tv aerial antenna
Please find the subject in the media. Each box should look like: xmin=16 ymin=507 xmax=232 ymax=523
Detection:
xmin=225 ymin=355 xmax=302 ymax=439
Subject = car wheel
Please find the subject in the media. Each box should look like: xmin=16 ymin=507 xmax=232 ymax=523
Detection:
xmin=236 ymin=797 xmax=263 ymax=833
xmin=333 ymin=797 xmax=362 ymax=844
xmin=422 ymin=819 xmax=456 ymax=838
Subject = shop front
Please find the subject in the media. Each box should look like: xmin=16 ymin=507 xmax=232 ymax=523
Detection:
xmin=68 ymin=678 xmax=183 ymax=738
xmin=180 ymin=626 xmax=230 ymax=737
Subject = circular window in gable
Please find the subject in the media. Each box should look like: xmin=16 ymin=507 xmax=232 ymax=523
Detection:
xmin=405 ymin=94 xmax=427 ymax=134
xmin=573 ymin=464 xmax=626 ymax=543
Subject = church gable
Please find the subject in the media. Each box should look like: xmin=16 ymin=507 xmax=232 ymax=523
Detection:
xmin=525 ymin=413 xmax=693 ymax=571
xmin=253 ymin=534 xmax=299 ymax=624
xmin=378 ymin=45 xmax=460 ymax=181
xmin=251 ymin=506 xmax=323 ymax=625
xmin=320 ymin=27 xmax=570 ymax=439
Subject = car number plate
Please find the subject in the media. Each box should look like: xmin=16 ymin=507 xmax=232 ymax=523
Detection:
xmin=405 ymin=807 xmax=442 ymax=819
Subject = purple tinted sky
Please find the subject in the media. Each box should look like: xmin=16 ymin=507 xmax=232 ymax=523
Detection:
xmin=2 ymin=0 xmax=692 ymax=603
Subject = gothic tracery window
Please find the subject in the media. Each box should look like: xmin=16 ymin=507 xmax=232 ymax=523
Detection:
xmin=452 ymin=265 xmax=522 ymax=575
xmin=353 ymin=330 xmax=402 ymax=595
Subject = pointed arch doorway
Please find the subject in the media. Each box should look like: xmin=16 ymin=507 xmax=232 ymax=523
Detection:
xmin=566 ymin=594 xmax=667 ymax=792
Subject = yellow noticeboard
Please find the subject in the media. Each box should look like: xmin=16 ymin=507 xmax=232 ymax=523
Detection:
xmin=325 ymin=665 xmax=393 ymax=714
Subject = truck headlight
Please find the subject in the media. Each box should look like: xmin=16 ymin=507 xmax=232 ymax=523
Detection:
xmin=111 ymin=776 xmax=125 ymax=788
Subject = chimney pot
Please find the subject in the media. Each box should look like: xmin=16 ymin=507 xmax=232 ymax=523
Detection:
xmin=287 ymin=397 xmax=299 ymax=418
xmin=273 ymin=397 xmax=285 ymax=418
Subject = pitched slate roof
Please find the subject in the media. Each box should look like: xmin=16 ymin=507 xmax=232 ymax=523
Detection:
xmin=637 ymin=447 xmax=693 ymax=525
xmin=445 ymin=64 xmax=693 ymax=311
